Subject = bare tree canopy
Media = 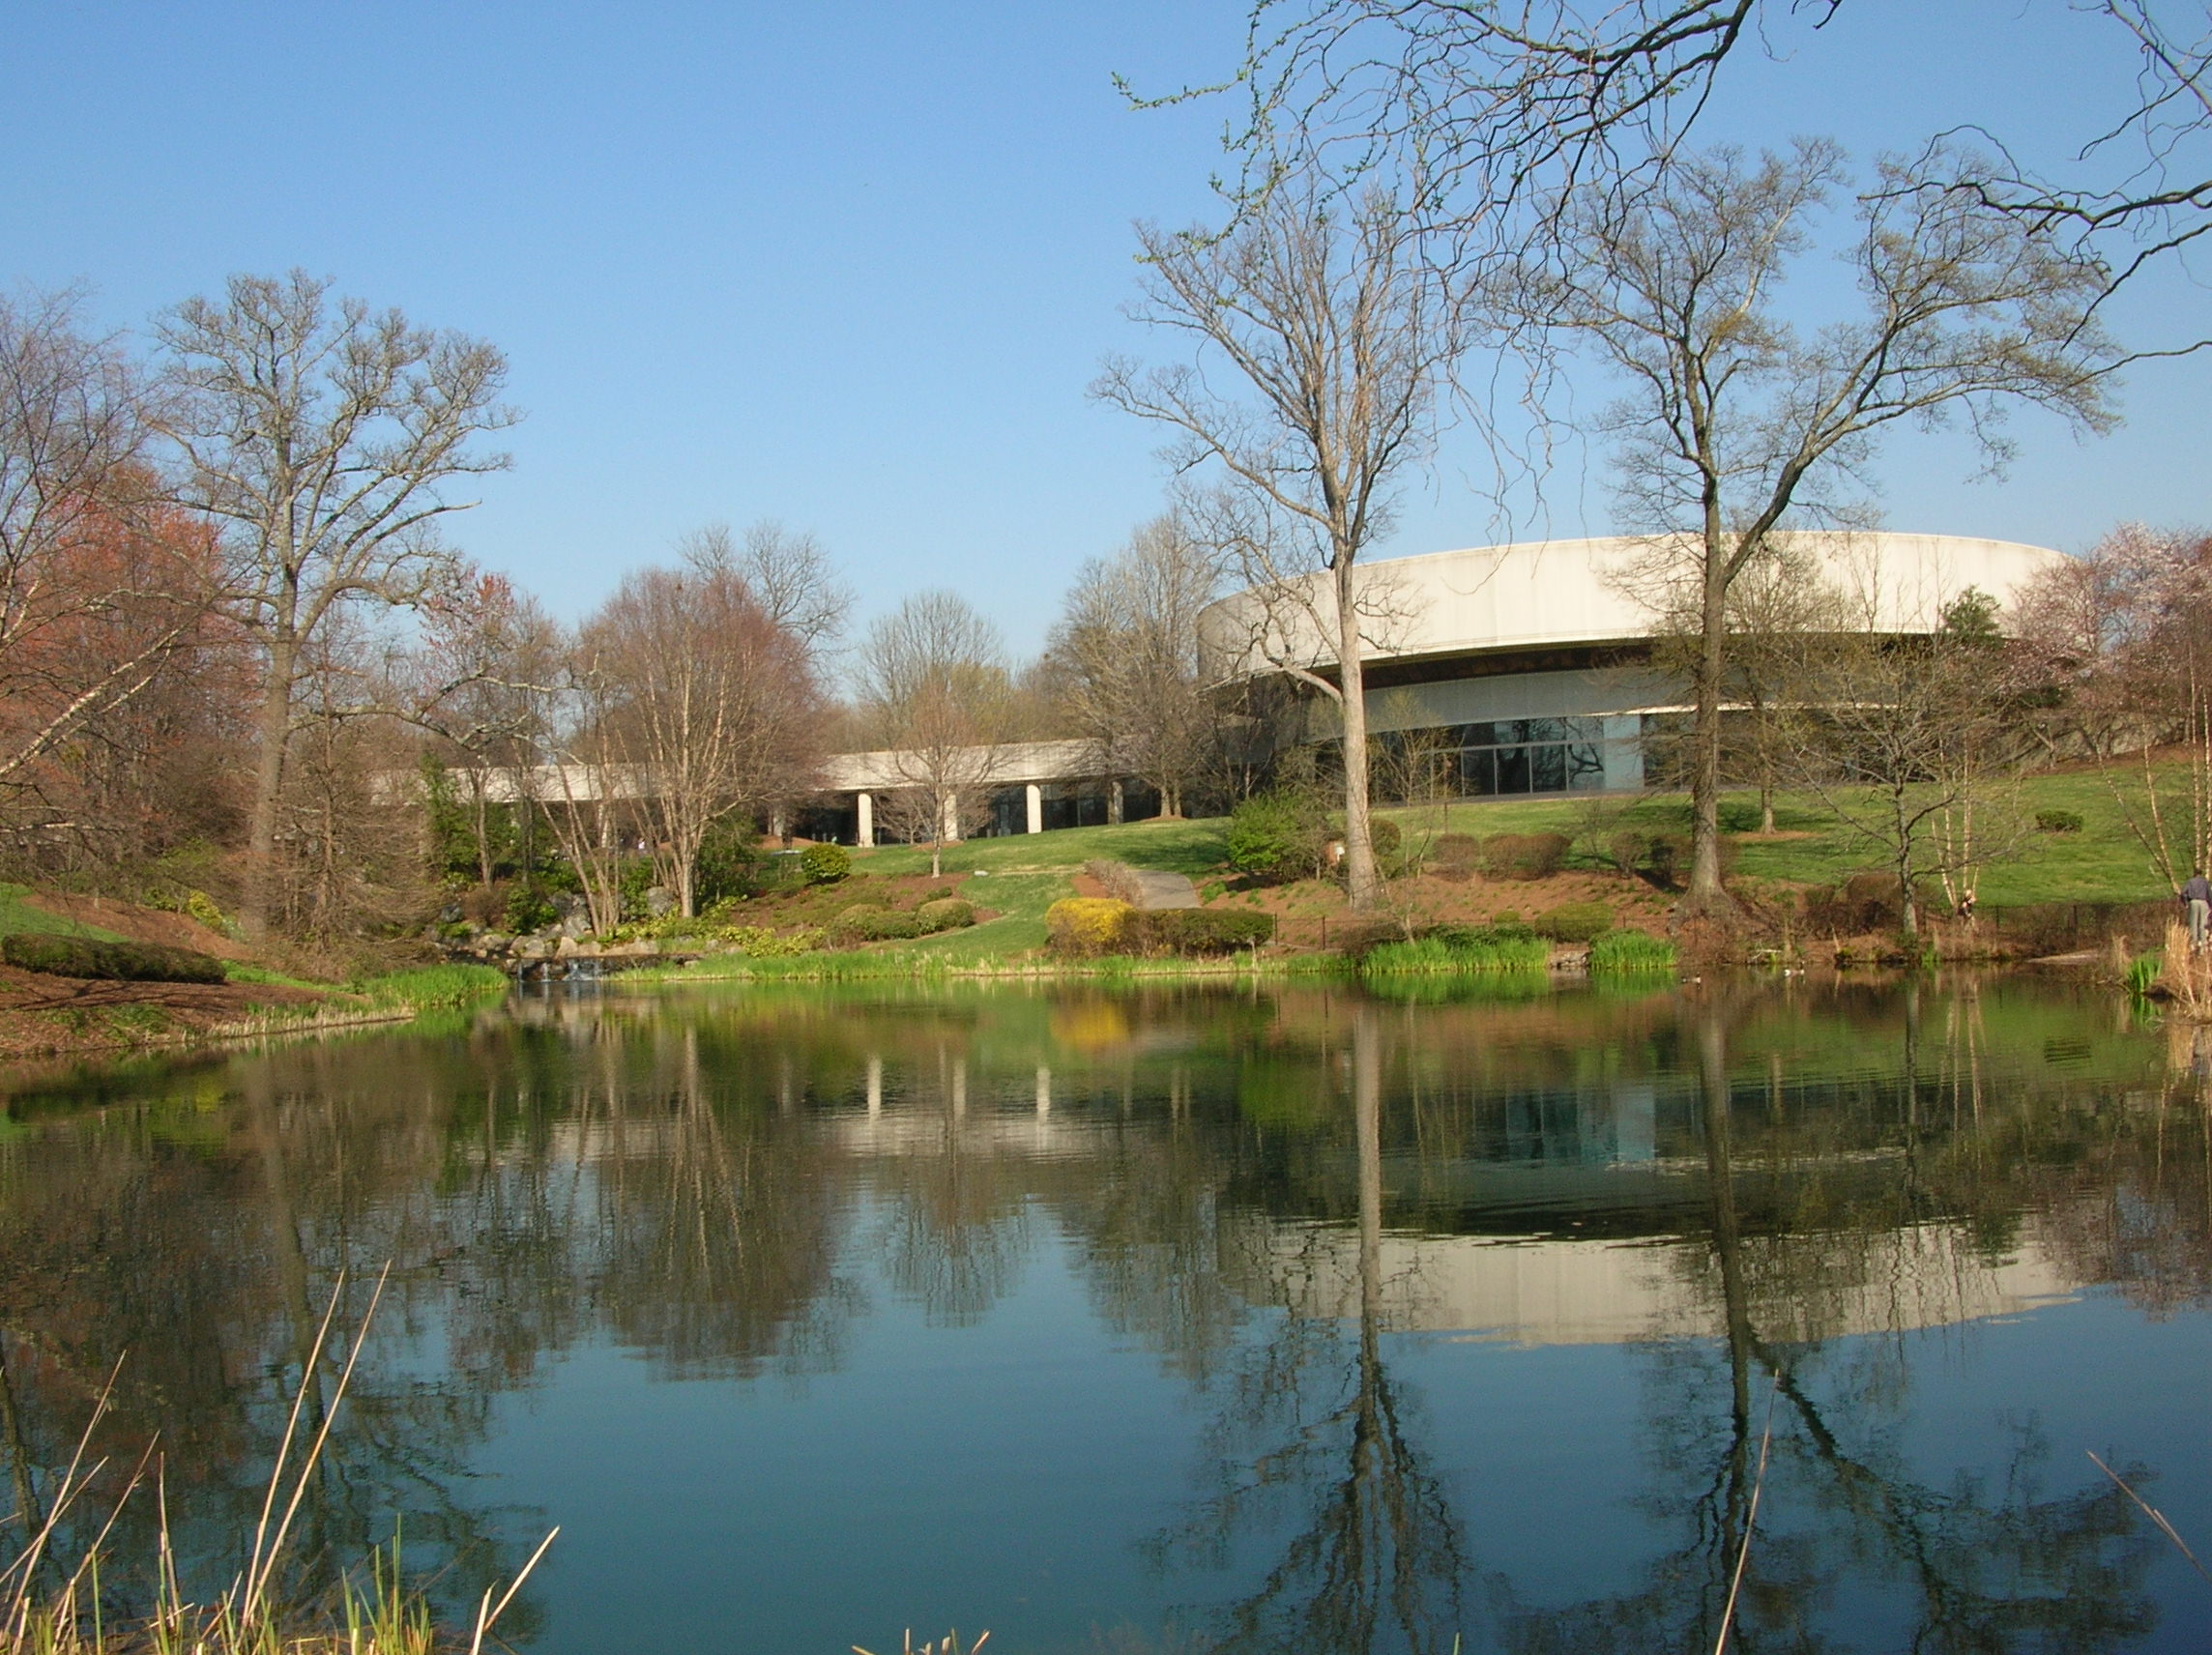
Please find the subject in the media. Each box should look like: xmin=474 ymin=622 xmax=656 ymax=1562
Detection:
xmin=856 ymin=591 xmax=1014 ymax=878
xmin=1511 ymin=138 xmax=2116 ymax=912
xmin=578 ymin=553 xmax=830 ymax=917
xmin=1096 ymin=172 xmax=1459 ymax=910
xmin=1202 ymin=2 xmax=2206 ymax=329
xmin=156 ymin=270 xmax=517 ymax=937
xmin=1045 ymin=513 xmax=1222 ymax=817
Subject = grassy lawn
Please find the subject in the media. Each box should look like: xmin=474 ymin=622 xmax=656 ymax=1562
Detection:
xmin=0 ymin=885 xmax=127 ymax=941
xmin=1377 ymin=767 xmax=2170 ymax=907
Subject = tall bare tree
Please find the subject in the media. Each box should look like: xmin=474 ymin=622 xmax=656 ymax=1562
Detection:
xmin=855 ymin=592 xmax=1013 ymax=879
xmin=1045 ymin=513 xmax=1221 ymax=817
xmin=1509 ymin=139 xmax=2115 ymax=915
xmin=156 ymin=271 xmax=516 ymax=937
xmin=579 ymin=542 xmax=830 ymax=918
xmin=1095 ymin=172 xmax=1458 ymax=910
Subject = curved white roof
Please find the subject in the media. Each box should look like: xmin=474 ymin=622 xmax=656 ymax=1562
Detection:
xmin=1202 ymin=531 xmax=2066 ymax=675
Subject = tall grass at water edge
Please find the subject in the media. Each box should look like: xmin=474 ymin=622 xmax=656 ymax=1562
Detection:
xmin=347 ymin=965 xmax=511 ymax=1011
xmin=1359 ymin=933 xmax=1552 ymax=976
xmin=1587 ymin=930 xmax=1678 ymax=974
xmin=0 ymin=1270 xmax=553 ymax=1655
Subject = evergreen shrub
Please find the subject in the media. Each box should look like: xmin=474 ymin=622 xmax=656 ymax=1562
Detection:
xmin=2 ymin=933 xmax=226 ymax=984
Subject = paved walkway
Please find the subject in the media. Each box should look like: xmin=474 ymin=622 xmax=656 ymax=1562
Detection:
xmin=1127 ymin=869 xmax=1200 ymax=910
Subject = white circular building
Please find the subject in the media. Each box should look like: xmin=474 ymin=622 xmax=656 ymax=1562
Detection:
xmin=1201 ymin=531 xmax=2066 ymax=798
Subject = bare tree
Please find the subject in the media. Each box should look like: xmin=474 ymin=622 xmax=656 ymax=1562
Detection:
xmin=579 ymin=545 xmax=830 ymax=917
xmin=855 ymin=592 xmax=1013 ymax=879
xmin=1509 ymin=138 xmax=2115 ymax=915
xmin=1095 ymin=172 xmax=1458 ymax=910
xmin=156 ymin=271 xmax=516 ymax=937
xmin=1045 ymin=513 xmax=1222 ymax=817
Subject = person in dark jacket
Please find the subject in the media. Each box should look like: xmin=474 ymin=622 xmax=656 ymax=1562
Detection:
xmin=2182 ymin=869 xmax=2212 ymax=951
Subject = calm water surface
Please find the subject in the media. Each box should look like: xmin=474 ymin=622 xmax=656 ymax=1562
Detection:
xmin=2 ymin=976 xmax=2208 ymax=1653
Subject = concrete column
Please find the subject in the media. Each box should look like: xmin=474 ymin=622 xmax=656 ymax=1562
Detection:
xmin=1025 ymin=782 xmax=1043 ymax=834
xmin=857 ymin=792 xmax=874 ymax=848
xmin=1108 ymin=780 xmax=1124 ymax=824
xmin=770 ymin=807 xmax=788 ymax=842
xmin=943 ymin=791 xmax=961 ymax=843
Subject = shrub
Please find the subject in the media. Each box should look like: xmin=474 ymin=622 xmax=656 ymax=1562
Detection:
xmin=1124 ymin=909 xmax=1275 ymax=956
xmin=1226 ymin=792 xmax=1326 ymax=883
xmin=2 ymin=933 xmax=225 ymax=984
xmin=2036 ymin=809 xmax=2085 ymax=834
xmin=1481 ymin=831 xmax=1570 ymax=880
xmin=1085 ymin=859 xmax=1146 ymax=905
xmin=916 ymin=898 xmax=976 ymax=933
xmin=1535 ymin=901 xmax=1613 ymax=943
xmin=184 ymin=889 xmax=229 ymax=933
xmin=1369 ymin=819 xmax=1404 ymax=873
xmin=799 ymin=843 xmax=851 ymax=885
xmin=852 ymin=910 xmax=925 ymax=942
xmin=1492 ymin=909 xmax=1522 ymax=926
xmin=1045 ymin=897 xmax=1132 ymax=956
xmin=1608 ymin=829 xmax=1650 ymax=876
xmin=922 ymin=884 xmax=957 ymax=902
xmin=1432 ymin=833 xmax=1481 ymax=874
xmin=504 ymin=886 xmax=558 ymax=934
xmin=834 ymin=901 xmax=889 ymax=924
xmin=720 ymin=925 xmax=824 ymax=958
xmin=1588 ymin=930 xmax=1676 ymax=973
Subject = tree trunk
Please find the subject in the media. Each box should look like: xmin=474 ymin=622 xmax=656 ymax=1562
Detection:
xmin=1337 ymin=562 xmax=1380 ymax=912
xmin=242 ymin=629 xmax=297 ymax=942
xmin=1760 ymin=788 xmax=1775 ymax=835
xmin=1686 ymin=534 xmax=1732 ymax=914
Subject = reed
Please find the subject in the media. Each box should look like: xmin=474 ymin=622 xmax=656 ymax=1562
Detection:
xmin=0 ymin=1268 xmax=554 ymax=1655
xmin=1358 ymin=933 xmax=1551 ymax=976
xmin=1587 ymin=930 xmax=1677 ymax=974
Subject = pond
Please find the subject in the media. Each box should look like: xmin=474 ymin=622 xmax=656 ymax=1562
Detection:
xmin=1 ymin=975 xmax=2207 ymax=1654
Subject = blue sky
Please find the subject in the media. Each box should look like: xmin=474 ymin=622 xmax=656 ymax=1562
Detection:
xmin=6 ymin=2 xmax=2205 ymax=658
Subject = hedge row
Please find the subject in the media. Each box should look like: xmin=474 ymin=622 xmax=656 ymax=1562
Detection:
xmin=1044 ymin=899 xmax=1275 ymax=958
xmin=2 ymin=933 xmax=226 ymax=983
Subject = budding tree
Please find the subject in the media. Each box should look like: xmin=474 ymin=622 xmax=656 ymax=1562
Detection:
xmin=1509 ymin=138 xmax=2115 ymax=915
xmin=156 ymin=271 xmax=516 ymax=937
xmin=0 ymin=291 xmax=213 ymax=828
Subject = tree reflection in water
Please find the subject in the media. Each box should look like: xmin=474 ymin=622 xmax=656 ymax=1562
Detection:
xmin=1495 ymin=994 xmax=2162 ymax=1654
xmin=1150 ymin=1006 xmax=1469 ymax=1655
xmin=0 ymin=978 xmax=2200 ymax=1652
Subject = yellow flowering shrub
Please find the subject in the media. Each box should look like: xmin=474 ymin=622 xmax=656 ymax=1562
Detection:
xmin=1045 ymin=897 xmax=1132 ymax=957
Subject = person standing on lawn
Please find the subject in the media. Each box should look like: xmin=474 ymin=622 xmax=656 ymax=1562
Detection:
xmin=2182 ymin=869 xmax=2212 ymax=952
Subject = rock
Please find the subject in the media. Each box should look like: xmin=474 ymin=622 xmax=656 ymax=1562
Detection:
xmin=513 ymin=937 xmax=552 ymax=961
xmin=646 ymin=886 xmax=676 ymax=917
xmin=553 ymin=891 xmax=588 ymax=918
xmin=560 ymin=914 xmax=592 ymax=941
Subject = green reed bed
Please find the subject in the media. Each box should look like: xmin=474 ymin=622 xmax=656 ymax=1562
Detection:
xmin=1359 ymin=930 xmax=1553 ymax=977
xmin=1587 ymin=930 xmax=1678 ymax=974
xmin=348 ymin=964 xmax=512 ymax=1010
